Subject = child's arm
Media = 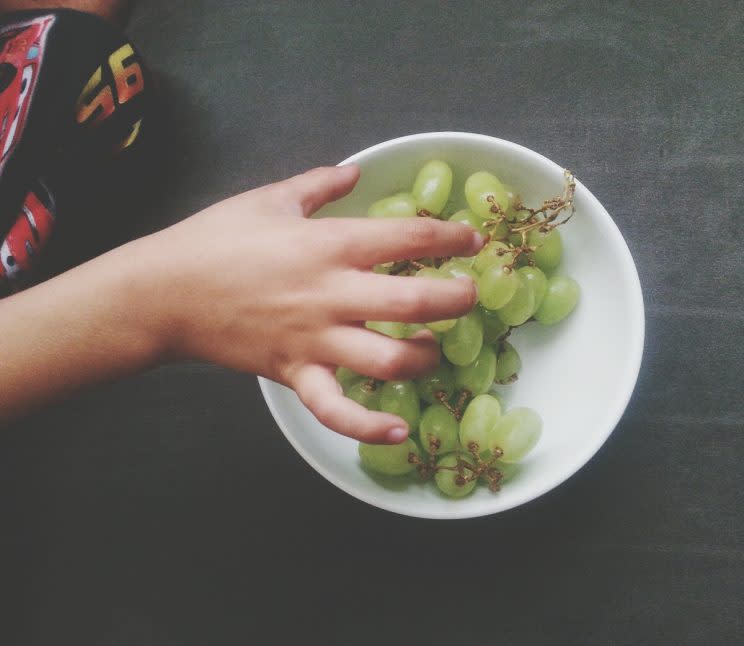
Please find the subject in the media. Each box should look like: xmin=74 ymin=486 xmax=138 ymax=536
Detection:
xmin=0 ymin=166 xmax=483 ymax=442
xmin=0 ymin=234 xmax=168 ymax=423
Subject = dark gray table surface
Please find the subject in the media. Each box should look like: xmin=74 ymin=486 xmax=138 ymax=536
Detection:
xmin=2 ymin=1 xmax=742 ymax=644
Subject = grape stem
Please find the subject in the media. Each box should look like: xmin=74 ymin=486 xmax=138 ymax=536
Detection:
xmin=426 ymin=437 xmax=441 ymax=474
xmin=434 ymin=448 xmax=506 ymax=487
xmin=512 ymin=169 xmax=576 ymax=224
xmin=414 ymin=444 xmax=507 ymax=490
xmin=480 ymin=171 xmax=575 ymax=267
xmin=454 ymin=390 xmax=471 ymax=419
xmin=393 ymin=171 xmax=576 ymax=278
xmin=434 ymin=391 xmax=460 ymax=419
xmin=433 ymin=389 xmax=470 ymax=421
xmin=366 ymin=170 xmax=577 ymax=494
xmin=486 ymin=195 xmax=505 ymax=217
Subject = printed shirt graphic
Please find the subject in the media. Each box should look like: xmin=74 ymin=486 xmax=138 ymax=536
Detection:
xmin=0 ymin=15 xmax=54 ymax=177
xmin=0 ymin=180 xmax=55 ymax=280
xmin=0 ymin=12 xmax=148 ymax=292
xmin=0 ymin=15 xmax=56 ymax=285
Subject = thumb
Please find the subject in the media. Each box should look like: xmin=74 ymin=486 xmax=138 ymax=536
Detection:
xmin=280 ymin=164 xmax=360 ymax=217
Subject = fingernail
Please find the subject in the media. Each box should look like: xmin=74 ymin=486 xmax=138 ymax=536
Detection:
xmin=386 ymin=427 xmax=409 ymax=444
xmin=470 ymin=231 xmax=485 ymax=254
xmin=457 ymin=275 xmax=478 ymax=301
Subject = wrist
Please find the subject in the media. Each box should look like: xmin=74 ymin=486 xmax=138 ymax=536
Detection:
xmin=0 ymin=234 xmax=175 ymax=422
xmin=123 ymin=230 xmax=197 ymax=364
xmin=104 ymin=234 xmax=179 ymax=366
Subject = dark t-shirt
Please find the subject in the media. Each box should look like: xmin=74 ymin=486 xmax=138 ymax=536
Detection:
xmin=0 ymin=9 xmax=152 ymax=295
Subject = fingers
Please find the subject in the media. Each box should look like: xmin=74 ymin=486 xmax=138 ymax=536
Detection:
xmin=334 ymin=216 xmax=484 ymax=266
xmin=332 ymin=271 xmax=477 ymax=323
xmin=313 ymin=325 xmax=440 ymax=381
xmin=292 ymin=364 xmax=410 ymax=444
xmin=279 ymin=165 xmax=360 ymax=217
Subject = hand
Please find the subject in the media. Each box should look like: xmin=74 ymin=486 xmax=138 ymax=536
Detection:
xmin=147 ymin=165 xmax=483 ymax=443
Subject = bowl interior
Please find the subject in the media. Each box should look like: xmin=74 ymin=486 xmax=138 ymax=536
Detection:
xmin=259 ymin=133 xmax=644 ymax=519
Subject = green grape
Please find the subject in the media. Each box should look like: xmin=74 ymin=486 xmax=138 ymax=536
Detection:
xmin=485 ymin=388 xmax=506 ymax=411
xmin=408 ymin=328 xmax=442 ymax=344
xmin=494 ymin=342 xmax=521 ymax=384
xmin=346 ymin=378 xmax=381 ymax=410
xmin=418 ymin=404 xmax=459 ymax=455
xmin=489 ymin=407 xmax=542 ymax=463
xmin=504 ymin=184 xmax=532 ymax=227
xmin=373 ymin=263 xmax=398 ymax=275
xmin=478 ymin=265 xmax=519 ymax=310
xmin=480 ymin=305 xmax=510 ymax=344
xmin=464 ymin=171 xmax=510 ymax=220
xmin=487 ymin=219 xmax=510 ymax=241
xmin=455 ymin=255 xmax=476 ymax=268
xmin=366 ymin=320 xmax=407 ymax=339
xmin=493 ymin=460 xmax=519 ymax=482
xmin=534 ymin=275 xmax=580 ymax=325
xmin=508 ymin=232 xmax=523 ymax=247
xmin=527 ymin=227 xmax=563 ymax=272
xmin=459 ymin=393 xmax=501 ymax=455
xmin=503 ymin=184 xmax=531 ymax=223
xmin=403 ymin=323 xmax=425 ymax=338
xmin=442 ymin=309 xmax=483 ymax=366
xmin=488 ymin=384 xmax=506 ymax=410
xmin=416 ymin=267 xmax=457 ymax=332
xmin=454 ymin=345 xmax=497 ymax=395
xmin=473 ymin=241 xmax=512 ymax=274
xmin=367 ymin=192 xmax=417 ymax=218
xmin=439 ymin=199 xmax=459 ymax=219
xmin=415 ymin=363 xmax=455 ymax=404
xmin=379 ymin=381 xmax=421 ymax=432
xmin=449 ymin=209 xmax=487 ymax=235
xmin=496 ymin=271 xmax=535 ymax=326
xmin=359 ymin=438 xmax=420 ymax=476
xmin=434 ymin=453 xmax=477 ymax=498
xmin=404 ymin=323 xmax=443 ymax=343
xmin=336 ymin=367 xmax=362 ymax=391
xmin=416 ymin=266 xmax=441 ymax=279
xmin=511 ymin=209 xmax=532 ymax=223
xmin=438 ymin=259 xmax=479 ymax=281
xmin=517 ymin=265 xmax=547 ymax=312
xmin=411 ymin=160 xmax=453 ymax=216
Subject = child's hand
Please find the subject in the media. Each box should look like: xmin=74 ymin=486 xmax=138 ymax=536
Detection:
xmin=146 ymin=165 xmax=483 ymax=443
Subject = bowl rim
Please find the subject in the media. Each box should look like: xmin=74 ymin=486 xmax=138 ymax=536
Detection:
xmin=258 ymin=131 xmax=645 ymax=519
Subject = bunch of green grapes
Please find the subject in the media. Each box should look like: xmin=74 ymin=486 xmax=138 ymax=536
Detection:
xmin=338 ymin=160 xmax=580 ymax=499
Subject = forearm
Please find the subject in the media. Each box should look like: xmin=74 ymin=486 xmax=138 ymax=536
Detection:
xmin=0 ymin=164 xmax=483 ymax=444
xmin=0 ymin=237 xmax=167 ymax=424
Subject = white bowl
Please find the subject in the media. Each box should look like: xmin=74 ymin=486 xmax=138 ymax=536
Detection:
xmin=259 ymin=132 xmax=644 ymax=519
